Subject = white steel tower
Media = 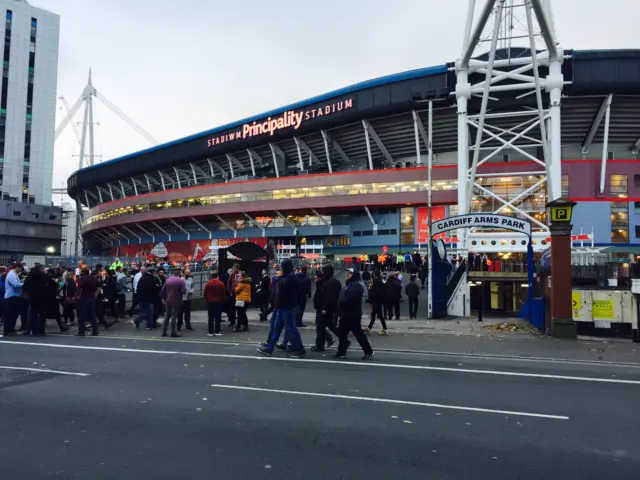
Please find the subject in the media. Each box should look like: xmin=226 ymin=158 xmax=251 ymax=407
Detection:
xmin=455 ymin=0 xmax=566 ymax=248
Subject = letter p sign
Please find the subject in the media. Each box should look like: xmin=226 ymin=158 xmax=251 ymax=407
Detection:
xmin=551 ymin=207 xmax=570 ymax=222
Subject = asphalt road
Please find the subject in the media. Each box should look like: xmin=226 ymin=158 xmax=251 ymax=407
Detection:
xmin=1 ymin=334 xmax=639 ymax=479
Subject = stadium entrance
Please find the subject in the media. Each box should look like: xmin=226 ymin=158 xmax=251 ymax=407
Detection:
xmin=429 ymin=214 xmax=534 ymax=320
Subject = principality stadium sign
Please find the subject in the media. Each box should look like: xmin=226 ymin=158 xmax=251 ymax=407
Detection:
xmin=207 ymin=98 xmax=354 ymax=147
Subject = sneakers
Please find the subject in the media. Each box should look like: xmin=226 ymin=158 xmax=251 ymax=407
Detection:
xmin=310 ymin=346 xmax=325 ymax=352
xmin=214 ymin=333 xmax=224 ymax=337
xmin=333 ymin=353 xmax=346 ymax=359
xmin=275 ymin=343 xmax=287 ymax=351
xmin=206 ymin=333 xmax=214 ymax=337
xmin=362 ymin=352 xmax=375 ymax=361
xmin=257 ymin=346 xmax=272 ymax=356
xmin=362 ymin=327 xmax=371 ymax=333
xmin=289 ymin=350 xmax=305 ymax=358
xmin=378 ymin=329 xmax=388 ymax=336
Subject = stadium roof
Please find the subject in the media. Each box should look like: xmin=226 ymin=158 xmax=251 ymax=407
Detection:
xmin=80 ymin=64 xmax=448 ymax=172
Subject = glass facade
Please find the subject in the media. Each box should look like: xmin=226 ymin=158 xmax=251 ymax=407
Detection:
xmin=610 ymin=201 xmax=629 ymax=243
xmin=400 ymin=207 xmax=414 ymax=245
xmin=83 ymin=179 xmax=458 ymax=226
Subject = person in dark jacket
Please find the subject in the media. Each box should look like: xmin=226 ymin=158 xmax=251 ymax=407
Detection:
xmin=23 ymin=265 xmax=61 ymax=335
xmin=296 ymin=267 xmax=312 ymax=327
xmin=335 ymin=268 xmax=374 ymax=360
xmin=311 ymin=269 xmax=339 ymax=351
xmin=384 ymin=273 xmax=402 ymax=320
xmin=258 ymin=259 xmax=305 ymax=357
xmin=405 ymin=274 xmax=421 ymax=319
xmin=104 ymin=269 xmax=119 ymax=321
xmin=316 ymin=264 xmax=341 ymax=348
xmin=364 ymin=272 xmax=387 ymax=334
xmin=62 ymin=272 xmax=77 ymax=325
xmin=133 ymin=268 xmax=157 ymax=329
xmin=256 ymin=269 xmax=271 ymax=322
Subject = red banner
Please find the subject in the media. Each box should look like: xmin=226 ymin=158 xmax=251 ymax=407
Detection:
xmin=110 ymin=238 xmax=267 ymax=262
xmin=416 ymin=207 xmax=447 ymax=243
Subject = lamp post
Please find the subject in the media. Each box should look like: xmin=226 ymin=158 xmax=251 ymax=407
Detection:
xmin=545 ymin=197 xmax=577 ymax=339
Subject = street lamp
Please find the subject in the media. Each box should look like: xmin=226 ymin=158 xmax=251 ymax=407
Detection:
xmin=545 ymin=197 xmax=577 ymax=338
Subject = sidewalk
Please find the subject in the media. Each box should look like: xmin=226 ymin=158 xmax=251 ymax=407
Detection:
xmin=95 ymin=309 xmax=640 ymax=365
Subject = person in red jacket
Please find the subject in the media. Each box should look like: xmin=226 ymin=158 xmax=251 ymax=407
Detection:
xmin=203 ymin=271 xmax=226 ymax=336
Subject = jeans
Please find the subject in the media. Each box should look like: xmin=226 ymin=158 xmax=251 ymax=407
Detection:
xmin=236 ymin=304 xmax=248 ymax=329
xmin=368 ymin=303 xmax=387 ymax=330
xmin=77 ymin=298 xmax=98 ymax=335
xmin=315 ymin=309 xmax=337 ymax=349
xmin=2 ymin=296 xmax=23 ymax=334
xmin=135 ymin=301 xmax=154 ymax=329
xmin=28 ymin=303 xmax=47 ymax=335
xmin=163 ymin=305 xmax=182 ymax=333
xmin=296 ymin=298 xmax=307 ymax=326
xmin=266 ymin=308 xmax=303 ymax=352
xmin=337 ymin=315 xmax=373 ymax=356
xmin=408 ymin=297 xmax=419 ymax=319
xmin=178 ymin=299 xmax=192 ymax=329
xmin=207 ymin=302 xmax=222 ymax=334
xmin=117 ymin=294 xmax=126 ymax=317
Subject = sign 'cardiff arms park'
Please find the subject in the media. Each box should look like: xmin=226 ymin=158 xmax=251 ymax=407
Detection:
xmin=431 ymin=213 xmax=532 ymax=237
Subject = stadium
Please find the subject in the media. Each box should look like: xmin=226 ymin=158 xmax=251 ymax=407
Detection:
xmin=66 ymin=48 xmax=640 ymax=263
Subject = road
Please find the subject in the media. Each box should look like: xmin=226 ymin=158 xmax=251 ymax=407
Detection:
xmin=1 ymin=334 xmax=639 ymax=479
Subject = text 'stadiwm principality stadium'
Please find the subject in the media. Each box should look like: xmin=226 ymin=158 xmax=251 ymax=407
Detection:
xmin=67 ymin=49 xmax=640 ymax=261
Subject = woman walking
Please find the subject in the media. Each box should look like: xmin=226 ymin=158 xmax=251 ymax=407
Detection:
xmin=234 ymin=271 xmax=252 ymax=332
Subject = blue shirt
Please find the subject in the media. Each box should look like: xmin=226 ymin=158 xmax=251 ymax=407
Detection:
xmin=5 ymin=270 xmax=23 ymax=298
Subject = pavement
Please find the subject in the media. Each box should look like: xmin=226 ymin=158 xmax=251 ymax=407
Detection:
xmin=2 ymin=311 xmax=640 ymax=478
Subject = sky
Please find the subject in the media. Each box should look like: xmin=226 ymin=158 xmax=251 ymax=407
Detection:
xmin=35 ymin=0 xmax=639 ymax=205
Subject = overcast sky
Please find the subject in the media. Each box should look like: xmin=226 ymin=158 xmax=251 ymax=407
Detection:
xmin=35 ymin=0 xmax=638 ymax=203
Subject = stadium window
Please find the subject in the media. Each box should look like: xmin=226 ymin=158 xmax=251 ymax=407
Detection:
xmin=610 ymin=202 xmax=628 ymax=243
xmin=353 ymin=231 xmax=362 ymax=237
xmin=635 ymin=202 xmax=640 ymax=214
xmin=378 ymin=229 xmax=390 ymax=235
xmin=12 ymin=210 xmax=21 ymax=216
xmin=502 ymin=154 xmax=510 ymax=163
xmin=636 ymin=226 xmax=640 ymax=239
xmin=361 ymin=230 xmax=373 ymax=237
xmin=634 ymin=175 xmax=640 ymax=188
xmin=609 ymin=174 xmax=627 ymax=195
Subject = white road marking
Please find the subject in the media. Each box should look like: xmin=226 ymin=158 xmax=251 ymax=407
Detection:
xmin=0 ymin=366 xmax=89 ymax=377
xmin=2 ymin=340 xmax=639 ymax=385
xmin=210 ymin=384 xmax=569 ymax=420
xmin=50 ymin=332 xmax=640 ymax=368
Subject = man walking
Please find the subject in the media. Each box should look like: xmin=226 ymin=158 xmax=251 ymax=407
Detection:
xmin=257 ymin=259 xmax=305 ymax=357
xmin=405 ymin=274 xmax=420 ymax=319
xmin=133 ymin=267 xmax=156 ymax=330
xmin=203 ymin=272 xmax=225 ymax=336
xmin=177 ymin=269 xmax=194 ymax=331
xmin=76 ymin=267 xmax=100 ymax=337
xmin=2 ymin=263 xmax=24 ymax=336
xmin=335 ymin=268 xmax=374 ymax=360
xmin=161 ymin=269 xmax=186 ymax=338
xmin=312 ymin=264 xmax=341 ymax=352
xmin=296 ymin=266 xmax=311 ymax=327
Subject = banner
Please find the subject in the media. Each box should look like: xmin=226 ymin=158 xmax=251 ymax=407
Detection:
xmin=431 ymin=213 xmax=532 ymax=237
xmin=110 ymin=237 xmax=267 ymax=262
xmin=416 ymin=207 xmax=447 ymax=244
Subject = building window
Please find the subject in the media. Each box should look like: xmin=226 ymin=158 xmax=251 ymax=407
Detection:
xmin=635 ymin=175 xmax=640 ymax=188
xmin=0 ymin=10 xmax=11 ymax=196
xmin=636 ymin=226 xmax=640 ymax=239
xmin=609 ymin=174 xmax=627 ymax=196
xmin=400 ymin=207 xmax=414 ymax=245
xmin=561 ymin=175 xmax=569 ymax=197
xmin=12 ymin=210 xmax=21 ymax=217
xmin=20 ymin=18 xmax=37 ymax=202
xmin=610 ymin=202 xmax=628 ymax=243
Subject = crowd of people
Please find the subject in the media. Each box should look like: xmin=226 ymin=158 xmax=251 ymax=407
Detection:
xmin=0 ymin=254 xmax=431 ymax=360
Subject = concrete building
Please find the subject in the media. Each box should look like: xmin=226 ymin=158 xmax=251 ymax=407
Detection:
xmin=1 ymin=0 xmax=59 ymax=205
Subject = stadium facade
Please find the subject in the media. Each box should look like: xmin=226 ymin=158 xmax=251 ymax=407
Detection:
xmin=66 ymin=48 xmax=640 ymax=262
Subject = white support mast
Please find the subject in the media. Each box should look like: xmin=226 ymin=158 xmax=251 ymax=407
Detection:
xmin=455 ymin=0 xmax=566 ymax=249
xmin=55 ymin=68 xmax=160 ymax=257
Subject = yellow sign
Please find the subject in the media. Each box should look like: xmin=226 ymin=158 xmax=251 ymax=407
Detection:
xmin=550 ymin=206 xmax=571 ymax=222
xmin=592 ymin=300 xmax=615 ymax=320
xmin=572 ymin=292 xmax=581 ymax=316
